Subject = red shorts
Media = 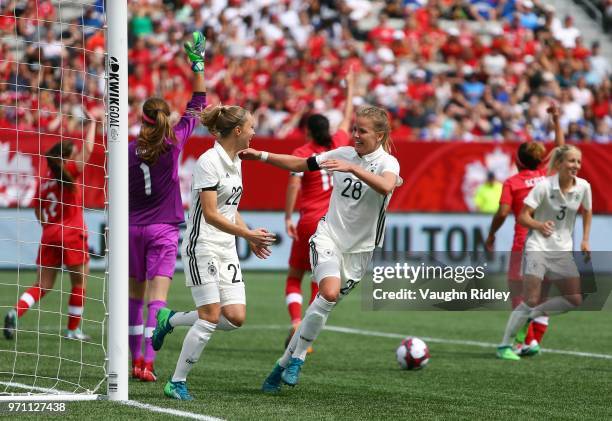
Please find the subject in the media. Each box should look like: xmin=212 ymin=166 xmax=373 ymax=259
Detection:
xmin=288 ymin=219 xmax=320 ymax=271
xmin=37 ymin=230 xmax=90 ymax=268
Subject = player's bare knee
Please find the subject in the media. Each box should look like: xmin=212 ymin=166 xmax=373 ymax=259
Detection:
xmin=227 ymin=315 xmax=244 ymax=327
xmin=566 ymin=294 xmax=582 ymax=307
xmin=319 ymin=289 xmax=339 ymax=302
xmin=197 ymin=306 xmax=220 ymax=325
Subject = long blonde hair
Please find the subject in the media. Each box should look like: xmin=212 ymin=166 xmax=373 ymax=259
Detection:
xmin=547 ymin=145 xmax=582 ymax=175
xmin=356 ymin=106 xmax=393 ymax=153
xmin=199 ymin=104 xmax=248 ymax=138
xmin=137 ymin=97 xmax=177 ymax=165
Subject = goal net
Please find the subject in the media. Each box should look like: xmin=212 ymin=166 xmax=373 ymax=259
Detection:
xmin=0 ymin=0 xmax=127 ymax=400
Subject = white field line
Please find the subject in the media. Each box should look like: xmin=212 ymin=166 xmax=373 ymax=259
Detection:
xmin=7 ymin=324 xmax=612 ymax=360
xmin=119 ymin=400 xmax=224 ymax=421
xmin=0 ymin=381 xmax=224 ymax=421
xmin=247 ymin=324 xmax=612 ymax=360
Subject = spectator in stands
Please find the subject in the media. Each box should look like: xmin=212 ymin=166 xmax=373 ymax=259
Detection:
xmin=553 ymin=15 xmax=581 ymax=49
xmin=474 ymin=171 xmax=503 ymax=213
xmin=2 ymin=0 xmax=611 ymax=142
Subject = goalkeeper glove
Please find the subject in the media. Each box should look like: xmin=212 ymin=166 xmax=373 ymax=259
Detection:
xmin=184 ymin=32 xmax=206 ymax=73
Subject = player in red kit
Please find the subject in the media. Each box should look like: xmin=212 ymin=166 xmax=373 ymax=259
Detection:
xmin=4 ymin=115 xmax=97 ymax=341
xmin=486 ymin=104 xmax=565 ymax=355
xmin=283 ymin=68 xmax=356 ymax=349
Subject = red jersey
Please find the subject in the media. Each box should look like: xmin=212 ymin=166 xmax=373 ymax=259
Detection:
xmin=292 ymin=129 xmax=350 ymax=223
xmin=500 ymin=167 xmax=547 ymax=250
xmin=32 ymin=161 xmax=86 ymax=241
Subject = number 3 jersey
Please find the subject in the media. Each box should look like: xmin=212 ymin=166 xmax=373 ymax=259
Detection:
xmin=128 ymin=93 xmax=206 ymax=226
xmin=314 ymin=146 xmax=402 ymax=253
xmin=183 ymin=141 xmax=243 ymax=255
xmin=523 ymin=173 xmax=592 ymax=252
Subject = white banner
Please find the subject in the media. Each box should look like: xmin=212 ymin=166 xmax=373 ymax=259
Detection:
xmin=0 ymin=209 xmax=610 ymax=271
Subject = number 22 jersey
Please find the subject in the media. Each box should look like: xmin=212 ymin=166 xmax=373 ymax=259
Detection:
xmin=182 ymin=141 xmax=243 ymax=254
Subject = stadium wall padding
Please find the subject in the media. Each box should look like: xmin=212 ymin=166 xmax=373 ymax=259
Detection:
xmin=1 ymin=209 xmax=610 ymax=271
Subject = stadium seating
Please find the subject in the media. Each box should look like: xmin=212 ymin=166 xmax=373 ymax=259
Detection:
xmin=0 ymin=0 xmax=610 ymax=142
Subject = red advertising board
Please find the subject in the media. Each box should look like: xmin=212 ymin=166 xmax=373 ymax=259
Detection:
xmin=1 ymin=129 xmax=611 ymax=213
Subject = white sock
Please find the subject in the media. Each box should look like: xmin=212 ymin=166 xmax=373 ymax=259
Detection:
xmin=171 ymin=319 xmax=216 ymax=382
xmin=501 ymin=302 xmax=531 ymax=346
xmin=291 ymin=295 xmax=335 ymax=361
xmin=279 ymin=323 xmax=300 ymax=368
xmin=169 ymin=311 xmax=198 ymax=327
xmin=533 ymin=315 xmax=549 ymax=325
xmin=216 ymin=314 xmax=239 ymax=331
xmin=529 ymin=297 xmax=575 ymax=318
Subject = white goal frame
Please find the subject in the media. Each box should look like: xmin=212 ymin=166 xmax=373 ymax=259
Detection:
xmin=0 ymin=0 xmax=128 ymax=402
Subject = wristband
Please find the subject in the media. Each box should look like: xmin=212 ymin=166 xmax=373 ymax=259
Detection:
xmin=260 ymin=151 xmax=269 ymax=162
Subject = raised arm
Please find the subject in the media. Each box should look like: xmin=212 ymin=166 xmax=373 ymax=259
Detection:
xmin=547 ymin=103 xmax=565 ymax=147
xmin=75 ymin=112 xmax=96 ymax=172
xmin=337 ymin=66 xmax=355 ymax=134
xmin=173 ymin=32 xmax=208 ymax=146
xmin=238 ymin=148 xmax=309 ymax=173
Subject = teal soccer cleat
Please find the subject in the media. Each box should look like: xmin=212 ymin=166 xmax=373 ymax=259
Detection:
xmin=164 ymin=380 xmax=193 ymax=401
xmin=262 ymin=361 xmax=285 ymax=393
xmin=281 ymin=357 xmax=304 ymax=386
xmin=152 ymin=307 xmax=176 ymax=351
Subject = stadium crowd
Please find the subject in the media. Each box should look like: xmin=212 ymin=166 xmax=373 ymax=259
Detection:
xmin=0 ymin=0 xmax=611 ymax=142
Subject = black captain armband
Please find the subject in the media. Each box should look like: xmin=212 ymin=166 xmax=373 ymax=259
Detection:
xmin=306 ymin=156 xmax=320 ymax=171
xmin=201 ymin=183 xmax=219 ymax=191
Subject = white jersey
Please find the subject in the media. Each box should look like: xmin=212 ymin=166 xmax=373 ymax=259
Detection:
xmin=314 ymin=146 xmax=402 ymax=253
xmin=182 ymin=141 xmax=243 ymax=257
xmin=523 ymin=174 xmax=591 ymax=252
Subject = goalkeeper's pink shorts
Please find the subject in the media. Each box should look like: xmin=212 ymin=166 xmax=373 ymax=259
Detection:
xmin=129 ymin=224 xmax=179 ymax=282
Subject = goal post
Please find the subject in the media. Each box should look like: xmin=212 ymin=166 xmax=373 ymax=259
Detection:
xmin=0 ymin=0 xmax=128 ymax=401
xmin=106 ymin=0 xmax=129 ymax=401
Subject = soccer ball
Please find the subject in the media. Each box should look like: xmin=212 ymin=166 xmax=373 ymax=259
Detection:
xmin=396 ymin=337 xmax=430 ymax=370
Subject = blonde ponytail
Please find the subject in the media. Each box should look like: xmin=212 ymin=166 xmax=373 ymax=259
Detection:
xmin=200 ymin=104 xmax=248 ymax=138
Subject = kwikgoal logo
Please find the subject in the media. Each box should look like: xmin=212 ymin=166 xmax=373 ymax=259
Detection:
xmin=108 ymin=56 xmax=121 ymax=140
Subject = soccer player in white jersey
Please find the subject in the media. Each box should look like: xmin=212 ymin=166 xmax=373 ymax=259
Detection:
xmin=239 ymin=106 xmax=403 ymax=391
xmin=497 ymin=144 xmax=592 ymax=360
xmin=159 ymin=104 xmax=276 ymax=400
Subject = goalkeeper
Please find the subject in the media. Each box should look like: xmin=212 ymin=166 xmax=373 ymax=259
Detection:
xmin=126 ymin=32 xmax=207 ymax=382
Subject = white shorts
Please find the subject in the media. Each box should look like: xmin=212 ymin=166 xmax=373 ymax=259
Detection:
xmin=523 ymin=251 xmax=580 ymax=281
xmin=309 ymin=224 xmax=372 ymax=300
xmin=182 ymin=250 xmax=245 ymax=307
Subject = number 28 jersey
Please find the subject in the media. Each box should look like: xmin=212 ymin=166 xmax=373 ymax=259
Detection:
xmin=182 ymin=141 xmax=243 ymax=255
xmin=314 ymin=146 xmax=402 ymax=253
